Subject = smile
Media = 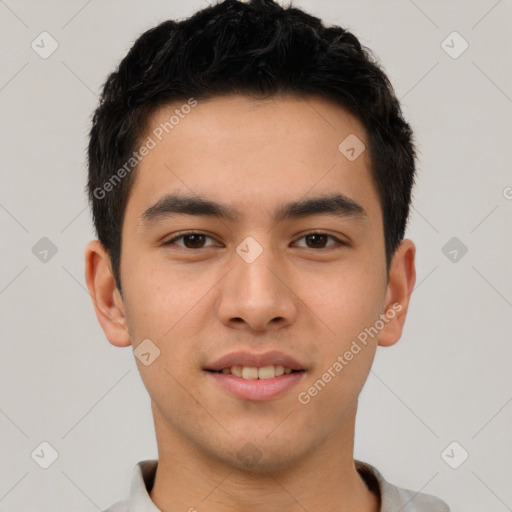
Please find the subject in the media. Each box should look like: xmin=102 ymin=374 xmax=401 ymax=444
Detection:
xmin=209 ymin=364 xmax=300 ymax=379
xmin=206 ymin=367 xmax=306 ymax=401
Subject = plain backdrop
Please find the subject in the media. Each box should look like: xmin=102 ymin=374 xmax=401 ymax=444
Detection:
xmin=0 ymin=1 xmax=511 ymax=511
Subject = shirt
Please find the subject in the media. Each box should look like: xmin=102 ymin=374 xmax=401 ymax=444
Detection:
xmin=103 ymin=459 xmax=450 ymax=512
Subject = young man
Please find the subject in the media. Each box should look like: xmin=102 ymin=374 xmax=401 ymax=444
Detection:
xmin=85 ymin=0 xmax=450 ymax=510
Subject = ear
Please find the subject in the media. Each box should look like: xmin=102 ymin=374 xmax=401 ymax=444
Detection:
xmin=84 ymin=240 xmax=131 ymax=347
xmin=378 ymin=239 xmax=416 ymax=347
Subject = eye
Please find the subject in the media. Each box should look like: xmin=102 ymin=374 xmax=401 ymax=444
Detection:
xmin=164 ymin=232 xmax=221 ymax=249
xmin=293 ymin=233 xmax=346 ymax=249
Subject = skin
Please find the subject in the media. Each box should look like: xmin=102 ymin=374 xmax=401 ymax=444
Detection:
xmin=85 ymin=93 xmax=415 ymax=512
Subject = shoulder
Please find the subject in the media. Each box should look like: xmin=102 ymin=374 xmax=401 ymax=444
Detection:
xmin=355 ymin=460 xmax=450 ymax=512
xmin=101 ymin=459 xmax=159 ymax=512
xmin=385 ymin=484 xmax=451 ymax=511
xmin=102 ymin=500 xmax=128 ymax=512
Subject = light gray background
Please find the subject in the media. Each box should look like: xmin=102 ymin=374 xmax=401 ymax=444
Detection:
xmin=1 ymin=1 xmax=511 ymax=511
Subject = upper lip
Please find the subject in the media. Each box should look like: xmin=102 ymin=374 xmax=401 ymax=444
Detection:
xmin=206 ymin=350 xmax=306 ymax=372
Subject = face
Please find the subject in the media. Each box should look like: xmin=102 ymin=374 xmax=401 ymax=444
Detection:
xmin=87 ymin=93 xmax=415 ymax=472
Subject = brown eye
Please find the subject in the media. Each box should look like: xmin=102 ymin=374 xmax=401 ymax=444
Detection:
xmin=294 ymin=233 xmax=344 ymax=249
xmin=164 ymin=233 xmax=219 ymax=249
xmin=304 ymin=234 xmax=329 ymax=248
xmin=181 ymin=234 xmax=207 ymax=248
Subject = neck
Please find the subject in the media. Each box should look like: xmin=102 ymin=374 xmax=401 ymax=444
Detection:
xmin=149 ymin=404 xmax=380 ymax=512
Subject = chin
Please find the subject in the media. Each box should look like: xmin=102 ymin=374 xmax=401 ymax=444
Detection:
xmin=215 ymin=434 xmax=310 ymax=473
xmin=226 ymin=447 xmax=304 ymax=474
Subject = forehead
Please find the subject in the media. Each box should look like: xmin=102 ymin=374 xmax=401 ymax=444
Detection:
xmin=125 ymin=93 xmax=380 ymax=225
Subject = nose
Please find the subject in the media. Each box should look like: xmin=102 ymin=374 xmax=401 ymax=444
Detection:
xmin=215 ymin=247 xmax=299 ymax=333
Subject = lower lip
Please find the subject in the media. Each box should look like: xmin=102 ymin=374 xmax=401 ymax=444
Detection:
xmin=206 ymin=371 xmax=305 ymax=401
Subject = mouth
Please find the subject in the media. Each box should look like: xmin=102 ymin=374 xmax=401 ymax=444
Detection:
xmin=204 ymin=351 xmax=307 ymax=401
xmin=206 ymin=365 xmax=304 ymax=379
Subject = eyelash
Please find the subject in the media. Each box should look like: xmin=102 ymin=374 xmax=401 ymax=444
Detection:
xmin=163 ymin=231 xmax=347 ymax=250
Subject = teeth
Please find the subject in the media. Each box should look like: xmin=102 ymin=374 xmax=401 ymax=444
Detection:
xmin=242 ymin=366 xmax=259 ymax=379
xmin=217 ymin=365 xmax=296 ymax=379
xmin=231 ymin=365 xmax=243 ymax=377
xmin=258 ymin=366 xmax=275 ymax=379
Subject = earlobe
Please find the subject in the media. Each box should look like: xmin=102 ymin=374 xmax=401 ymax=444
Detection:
xmin=84 ymin=240 xmax=131 ymax=348
xmin=378 ymin=239 xmax=416 ymax=348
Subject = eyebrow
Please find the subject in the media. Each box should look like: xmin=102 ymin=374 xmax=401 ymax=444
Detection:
xmin=140 ymin=192 xmax=367 ymax=225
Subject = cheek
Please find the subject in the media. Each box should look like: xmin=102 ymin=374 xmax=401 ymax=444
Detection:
xmin=301 ymin=260 xmax=386 ymax=344
xmin=122 ymin=257 xmax=200 ymax=339
xmin=122 ymin=271 xmax=205 ymax=405
xmin=296 ymin=272 xmax=382 ymax=425
xmin=121 ymin=259 xmax=215 ymax=388
xmin=298 ymin=349 xmax=374 ymax=438
xmin=296 ymin=263 xmax=384 ymax=404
